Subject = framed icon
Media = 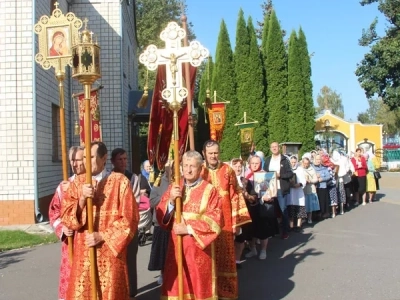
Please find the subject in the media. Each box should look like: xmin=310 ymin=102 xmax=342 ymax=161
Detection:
xmin=34 ymin=5 xmax=82 ymax=70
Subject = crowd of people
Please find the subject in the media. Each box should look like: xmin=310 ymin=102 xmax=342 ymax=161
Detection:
xmin=48 ymin=139 xmax=381 ymax=300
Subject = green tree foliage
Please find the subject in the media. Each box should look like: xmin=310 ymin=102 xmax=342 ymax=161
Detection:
xmin=256 ymin=0 xmax=274 ymax=41
xmin=298 ymin=27 xmax=316 ymax=153
xmin=195 ymin=57 xmax=214 ymax=152
xmin=212 ymin=20 xmax=239 ymax=160
xmin=239 ymin=16 xmax=268 ymax=153
xmin=135 ymin=0 xmax=195 ymax=89
xmin=287 ymin=30 xmax=304 ymax=142
xmin=355 ymin=0 xmax=400 ymax=109
xmin=264 ymin=10 xmax=288 ymax=145
xmin=316 ymin=86 xmax=345 ymax=118
xmin=357 ymin=97 xmax=400 ymax=134
xmin=234 ymin=9 xmax=250 ymax=112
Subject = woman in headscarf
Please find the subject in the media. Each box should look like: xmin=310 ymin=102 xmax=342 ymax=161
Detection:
xmin=287 ymin=156 xmax=307 ymax=232
xmin=245 ymin=155 xmax=278 ymax=260
xmin=231 ymin=158 xmax=257 ymax=267
xmin=321 ymin=153 xmax=339 ymax=218
xmin=313 ymin=154 xmax=331 ymax=219
xmin=365 ymin=153 xmax=377 ymax=203
xmin=302 ymin=155 xmax=320 ymax=224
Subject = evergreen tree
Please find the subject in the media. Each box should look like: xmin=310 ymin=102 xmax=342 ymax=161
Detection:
xmin=234 ymin=9 xmax=250 ymax=108
xmin=212 ymin=20 xmax=238 ymax=161
xmin=242 ymin=17 xmax=268 ymax=153
xmin=264 ymin=10 xmax=288 ymax=145
xmin=196 ymin=57 xmax=214 ymax=152
xmin=298 ymin=27 xmax=316 ymax=153
xmin=261 ymin=12 xmax=270 ymax=59
xmin=287 ymin=30 xmax=305 ymax=142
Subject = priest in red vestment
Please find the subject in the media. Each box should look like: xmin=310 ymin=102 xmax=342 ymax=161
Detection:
xmin=49 ymin=146 xmax=85 ymax=300
xmin=61 ymin=142 xmax=139 ymax=300
xmin=157 ymin=150 xmax=223 ymax=300
xmin=201 ymin=140 xmax=252 ymax=299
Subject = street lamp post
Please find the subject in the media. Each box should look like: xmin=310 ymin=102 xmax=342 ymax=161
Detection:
xmin=324 ymin=119 xmax=331 ymax=153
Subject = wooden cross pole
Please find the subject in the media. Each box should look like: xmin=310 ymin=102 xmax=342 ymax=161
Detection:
xmin=139 ymin=22 xmax=208 ymax=300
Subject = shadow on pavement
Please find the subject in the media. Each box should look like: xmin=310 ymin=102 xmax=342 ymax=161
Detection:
xmin=0 ymin=249 xmax=31 ymax=270
xmin=238 ymin=232 xmax=322 ymax=300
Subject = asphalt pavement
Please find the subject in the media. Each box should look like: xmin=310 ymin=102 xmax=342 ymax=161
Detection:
xmin=1 ymin=173 xmax=399 ymax=300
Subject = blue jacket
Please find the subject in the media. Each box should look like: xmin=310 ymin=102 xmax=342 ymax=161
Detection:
xmin=312 ymin=164 xmax=331 ymax=189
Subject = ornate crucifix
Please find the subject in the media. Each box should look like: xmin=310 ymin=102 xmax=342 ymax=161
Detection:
xmin=139 ymin=21 xmax=208 ymax=300
xmin=139 ymin=22 xmax=208 ymax=106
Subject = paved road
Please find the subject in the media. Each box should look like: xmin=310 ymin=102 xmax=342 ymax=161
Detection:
xmin=1 ymin=173 xmax=399 ymax=300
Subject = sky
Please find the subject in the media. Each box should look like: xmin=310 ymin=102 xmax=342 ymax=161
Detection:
xmin=185 ymin=0 xmax=386 ymax=121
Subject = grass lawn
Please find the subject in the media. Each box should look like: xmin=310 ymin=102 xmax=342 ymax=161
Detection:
xmin=0 ymin=230 xmax=59 ymax=252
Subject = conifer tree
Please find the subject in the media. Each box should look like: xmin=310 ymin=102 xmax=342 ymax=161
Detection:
xmin=287 ymin=30 xmax=305 ymax=142
xmin=212 ymin=20 xmax=239 ymax=161
xmin=234 ymin=9 xmax=250 ymax=111
xmin=264 ymin=10 xmax=288 ymax=145
xmin=298 ymin=27 xmax=316 ymax=152
xmin=196 ymin=57 xmax=214 ymax=152
xmin=242 ymin=16 xmax=268 ymax=153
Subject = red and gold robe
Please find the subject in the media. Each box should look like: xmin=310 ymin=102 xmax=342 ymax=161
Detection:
xmin=201 ymin=162 xmax=251 ymax=300
xmin=157 ymin=179 xmax=223 ymax=300
xmin=61 ymin=172 xmax=139 ymax=300
xmin=49 ymin=176 xmax=75 ymax=300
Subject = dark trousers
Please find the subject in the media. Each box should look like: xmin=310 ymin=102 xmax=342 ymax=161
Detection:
xmin=127 ymin=231 xmax=139 ymax=297
xmin=317 ymin=188 xmax=330 ymax=216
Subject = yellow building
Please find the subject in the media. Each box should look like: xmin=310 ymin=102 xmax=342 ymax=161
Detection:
xmin=315 ymin=110 xmax=383 ymax=154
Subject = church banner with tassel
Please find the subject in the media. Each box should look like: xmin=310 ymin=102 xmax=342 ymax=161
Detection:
xmin=208 ymin=102 xmax=226 ymax=142
xmin=76 ymin=89 xmax=102 ymax=145
xmin=238 ymin=123 xmax=255 ymax=162
xmin=147 ymin=65 xmax=197 ymax=171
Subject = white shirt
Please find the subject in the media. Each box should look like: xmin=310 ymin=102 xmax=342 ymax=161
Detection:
xmin=269 ymin=155 xmax=281 ymax=189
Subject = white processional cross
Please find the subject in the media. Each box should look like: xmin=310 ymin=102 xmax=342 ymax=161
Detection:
xmin=139 ymin=22 xmax=209 ymax=105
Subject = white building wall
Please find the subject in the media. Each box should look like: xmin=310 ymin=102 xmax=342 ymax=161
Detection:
xmin=0 ymin=0 xmax=35 ymax=201
xmin=71 ymin=0 xmax=138 ymax=168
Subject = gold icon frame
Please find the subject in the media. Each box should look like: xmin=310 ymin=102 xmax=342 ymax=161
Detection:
xmin=34 ymin=4 xmax=82 ymax=71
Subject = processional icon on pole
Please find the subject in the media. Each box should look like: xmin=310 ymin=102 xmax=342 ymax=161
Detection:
xmin=34 ymin=0 xmax=83 ymax=267
xmin=139 ymin=21 xmax=208 ymax=300
xmin=34 ymin=4 xmax=101 ymax=299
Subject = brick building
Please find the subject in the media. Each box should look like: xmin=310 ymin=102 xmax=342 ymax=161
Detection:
xmin=0 ymin=0 xmax=138 ymax=225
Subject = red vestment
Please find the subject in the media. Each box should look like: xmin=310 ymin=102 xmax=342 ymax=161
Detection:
xmin=201 ymin=163 xmax=251 ymax=299
xmin=156 ymin=179 xmax=223 ymax=300
xmin=61 ymin=172 xmax=139 ymax=300
xmin=49 ymin=176 xmax=75 ymax=300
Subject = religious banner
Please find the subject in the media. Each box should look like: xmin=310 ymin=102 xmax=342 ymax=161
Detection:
xmin=148 ymin=64 xmax=197 ymax=170
xmin=237 ymin=123 xmax=255 ymax=162
xmin=208 ymin=102 xmax=226 ymax=142
xmin=76 ymin=90 xmax=101 ymax=145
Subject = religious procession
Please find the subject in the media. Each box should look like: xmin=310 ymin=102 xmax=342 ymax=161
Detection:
xmin=2 ymin=1 xmax=395 ymax=300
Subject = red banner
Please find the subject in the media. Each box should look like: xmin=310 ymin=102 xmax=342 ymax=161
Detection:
xmin=208 ymin=102 xmax=226 ymax=142
xmin=147 ymin=65 xmax=197 ymax=170
xmin=77 ymin=90 xmax=101 ymax=145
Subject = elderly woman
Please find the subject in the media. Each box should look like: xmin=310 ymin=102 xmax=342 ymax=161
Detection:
xmin=245 ymin=155 xmax=278 ymax=260
xmin=287 ymin=156 xmax=307 ymax=232
xmin=302 ymin=156 xmax=320 ymax=224
xmin=313 ymin=154 xmax=331 ymax=219
xmin=231 ymin=158 xmax=257 ymax=267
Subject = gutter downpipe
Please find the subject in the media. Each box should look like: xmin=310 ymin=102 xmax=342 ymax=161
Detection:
xmin=120 ymin=2 xmax=126 ymax=151
xmin=32 ymin=0 xmax=42 ymax=223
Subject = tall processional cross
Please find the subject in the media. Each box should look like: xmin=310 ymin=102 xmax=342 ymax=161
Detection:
xmin=139 ymin=22 xmax=208 ymax=105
